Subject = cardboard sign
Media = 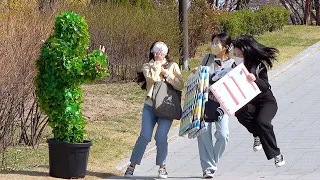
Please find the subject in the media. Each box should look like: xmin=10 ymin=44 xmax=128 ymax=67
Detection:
xmin=209 ymin=63 xmax=261 ymax=116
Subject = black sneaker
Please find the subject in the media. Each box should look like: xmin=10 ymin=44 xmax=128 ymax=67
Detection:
xmin=158 ymin=167 xmax=168 ymax=179
xmin=275 ymin=154 xmax=285 ymax=167
xmin=203 ymin=169 xmax=215 ymax=179
xmin=124 ymin=165 xmax=135 ymax=178
xmin=253 ymin=136 xmax=262 ymax=152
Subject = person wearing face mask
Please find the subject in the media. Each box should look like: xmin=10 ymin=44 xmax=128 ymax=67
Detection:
xmin=233 ymin=35 xmax=285 ymax=168
xmin=124 ymin=41 xmax=184 ymax=179
xmin=233 ymin=55 xmax=244 ymax=66
xmin=193 ymin=33 xmax=235 ymax=178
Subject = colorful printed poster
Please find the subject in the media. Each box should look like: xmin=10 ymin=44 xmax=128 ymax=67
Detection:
xmin=179 ymin=66 xmax=209 ymax=138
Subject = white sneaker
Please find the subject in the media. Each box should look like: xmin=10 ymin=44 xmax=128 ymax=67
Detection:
xmin=275 ymin=154 xmax=285 ymax=168
xmin=124 ymin=165 xmax=134 ymax=178
xmin=253 ymin=136 xmax=262 ymax=152
xmin=203 ymin=169 xmax=215 ymax=179
xmin=158 ymin=167 xmax=168 ymax=179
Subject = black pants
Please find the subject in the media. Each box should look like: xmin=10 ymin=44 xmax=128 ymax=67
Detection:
xmin=235 ymin=102 xmax=280 ymax=160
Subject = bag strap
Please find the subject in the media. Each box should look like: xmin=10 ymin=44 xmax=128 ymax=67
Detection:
xmin=160 ymin=61 xmax=174 ymax=83
xmin=204 ymin=54 xmax=211 ymax=66
xmin=152 ymin=80 xmax=163 ymax=100
xmin=164 ymin=61 xmax=174 ymax=69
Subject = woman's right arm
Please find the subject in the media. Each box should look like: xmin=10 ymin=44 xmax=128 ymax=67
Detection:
xmin=141 ymin=60 xmax=162 ymax=84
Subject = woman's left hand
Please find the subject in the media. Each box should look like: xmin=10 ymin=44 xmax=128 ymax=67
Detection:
xmin=247 ymin=73 xmax=256 ymax=82
xmin=99 ymin=45 xmax=106 ymax=54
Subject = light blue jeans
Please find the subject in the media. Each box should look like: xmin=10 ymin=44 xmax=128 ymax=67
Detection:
xmin=197 ymin=114 xmax=229 ymax=171
xmin=130 ymin=103 xmax=173 ymax=165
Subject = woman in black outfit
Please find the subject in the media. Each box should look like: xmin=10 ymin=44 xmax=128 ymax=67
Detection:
xmin=232 ymin=35 xmax=285 ymax=167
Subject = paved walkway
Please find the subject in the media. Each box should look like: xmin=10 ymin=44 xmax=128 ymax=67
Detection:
xmin=110 ymin=41 xmax=320 ymax=180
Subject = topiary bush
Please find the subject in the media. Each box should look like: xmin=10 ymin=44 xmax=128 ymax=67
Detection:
xmin=35 ymin=11 xmax=108 ymax=143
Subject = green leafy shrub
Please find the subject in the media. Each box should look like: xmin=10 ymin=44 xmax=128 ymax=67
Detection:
xmin=35 ymin=12 xmax=108 ymax=143
xmin=257 ymin=6 xmax=291 ymax=32
xmin=219 ymin=9 xmax=253 ymax=38
xmin=220 ymin=6 xmax=290 ymax=38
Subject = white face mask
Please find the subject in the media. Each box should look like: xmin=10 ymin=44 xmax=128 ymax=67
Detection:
xmin=233 ymin=56 xmax=244 ymax=65
xmin=210 ymin=43 xmax=223 ymax=55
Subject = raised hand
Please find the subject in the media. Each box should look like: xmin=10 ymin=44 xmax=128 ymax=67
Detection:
xmin=99 ymin=45 xmax=105 ymax=54
xmin=247 ymin=73 xmax=256 ymax=82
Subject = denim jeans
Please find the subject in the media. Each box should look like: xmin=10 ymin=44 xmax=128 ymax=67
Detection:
xmin=197 ymin=114 xmax=229 ymax=171
xmin=130 ymin=103 xmax=173 ymax=165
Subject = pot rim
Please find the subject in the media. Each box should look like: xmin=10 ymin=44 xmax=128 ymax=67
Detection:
xmin=47 ymin=138 xmax=92 ymax=147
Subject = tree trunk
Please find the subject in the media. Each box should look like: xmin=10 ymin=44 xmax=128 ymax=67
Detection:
xmin=178 ymin=0 xmax=189 ymax=70
xmin=206 ymin=0 xmax=215 ymax=8
xmin=315 ymin=0 xmax=320 ymax=25
xmin=286 ymin=0 xmax=304 ymax=24
xmin=224 ymin=0 xmax=229 ymax=9
xmin=279 ymin=0 xmax=298 ymax=24
xmin=236 ymin=0 xmax=250 ymax=10
xmin=244 ymin=0 xmax=250 ymax=8
xmin=228 ymin=0 xmax=237 ymax=11
xmin=305 ymin=0 xmax=311 ymax=24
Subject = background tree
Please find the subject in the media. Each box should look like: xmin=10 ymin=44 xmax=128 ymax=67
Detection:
xmin=279 ymin=0 xmax=319 ymax=25
xmin=305 ymin=0 xmax=311 ymax=24
xmin=235 ymin=0 xmax=250 ymax=10
xmin=314 ymin=0 xmax=320 ymax=25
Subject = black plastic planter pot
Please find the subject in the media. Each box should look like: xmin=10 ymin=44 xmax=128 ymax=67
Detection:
xmin=47 ymin=139 xmax=92 ymax=179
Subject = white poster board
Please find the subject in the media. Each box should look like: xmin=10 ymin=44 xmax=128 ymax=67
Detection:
xmin=209 ymin=63 xmax=261 ymax=116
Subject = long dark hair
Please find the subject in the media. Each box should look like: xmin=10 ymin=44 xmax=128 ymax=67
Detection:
xmin=233 ymin=35 xmax=278 ymax=69
xmin=212 ymin=32 xmax=232 ymax=55
xmin=135 ymin=41 xmax=171 ymax=90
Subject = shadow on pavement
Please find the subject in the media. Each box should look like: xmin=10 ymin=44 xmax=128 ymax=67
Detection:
xmin=106 ymin=175 xmax=156 ymax=179
xmin=1 ymin=168 xmax=118 ymax=179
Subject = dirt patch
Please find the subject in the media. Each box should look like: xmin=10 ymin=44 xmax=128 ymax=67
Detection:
xmin=82 ymin=84 xmax=141 ymax=121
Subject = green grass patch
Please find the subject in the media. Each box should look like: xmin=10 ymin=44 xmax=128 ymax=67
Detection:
xmin=256 ymin=25 xmax=320 ymax=65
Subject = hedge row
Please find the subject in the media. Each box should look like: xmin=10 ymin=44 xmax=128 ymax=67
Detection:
xmin=220 ymin=6 xmax=291 ymax=38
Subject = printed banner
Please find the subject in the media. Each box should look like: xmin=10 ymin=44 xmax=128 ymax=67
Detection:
xmin=179 ymin=66 xmax=209 ymax=138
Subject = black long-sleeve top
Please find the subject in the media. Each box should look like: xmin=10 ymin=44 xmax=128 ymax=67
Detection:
xmin=248 ymin=63 xmax=277 ymax=105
